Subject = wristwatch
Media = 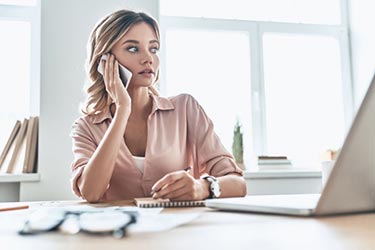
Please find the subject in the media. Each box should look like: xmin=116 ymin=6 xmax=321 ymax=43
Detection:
xmin=202 ymin=175 xmax=221 ymax=199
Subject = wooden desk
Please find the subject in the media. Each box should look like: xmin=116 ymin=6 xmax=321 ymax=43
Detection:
xmin=0 ymin=200 xmax=374 ymax=250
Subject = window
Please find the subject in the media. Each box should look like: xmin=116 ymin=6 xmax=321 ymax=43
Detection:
xmin=159 ymin=0 xmax=353 ymax=170
xmin=0 ymin=1 xmax=40 ymax=160
xmin=263 ymin=33 xmax=346 ymax=166
xmin=165 ymin=29 xmax=252 ymax=163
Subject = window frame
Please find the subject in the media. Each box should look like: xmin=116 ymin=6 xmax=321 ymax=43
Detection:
xmin=159 ymin=0 xmax=353 ymax=169
xmin=0 ymin=0 xmax=40 ymax=116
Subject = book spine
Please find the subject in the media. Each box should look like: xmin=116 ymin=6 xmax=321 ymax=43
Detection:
xmin=6 ymin=119 xmax=29 ymax=174
xmin=0 ymin=120 xmax=21 ymax=171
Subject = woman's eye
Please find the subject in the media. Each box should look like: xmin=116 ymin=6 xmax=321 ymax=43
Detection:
xmin=127 ymin=46 xmax=138 ymax=53
xmin=150 ymin=47 xmax=159 ymax=54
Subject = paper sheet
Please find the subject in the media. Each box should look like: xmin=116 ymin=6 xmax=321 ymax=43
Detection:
xmin=128 ymin=212 xmax=201 ymax=234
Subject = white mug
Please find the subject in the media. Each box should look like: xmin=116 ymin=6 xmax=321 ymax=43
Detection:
xmin=321 ymin=160 xmax=334 ymax=187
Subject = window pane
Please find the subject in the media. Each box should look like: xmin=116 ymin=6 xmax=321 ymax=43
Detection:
xmin=160 ymin=0 xmax=341 ymax=25
xmin=165 ymin=29 xmax=252 ymax=164
xmin=263 ymin=33 xmax=345 ymax=167
xmin=0 ymin=20 xmax=30 ymax=151
xmin=0 ymin=0 xmax=36 ymax=6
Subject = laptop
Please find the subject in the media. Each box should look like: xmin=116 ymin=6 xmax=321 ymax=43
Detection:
xmin=206 ymin=75 xmax=375 ymax=216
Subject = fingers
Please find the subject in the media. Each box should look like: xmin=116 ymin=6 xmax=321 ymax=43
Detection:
xmin=114 ymin=59 xmax=120 ymax=81
xmin=168 ymin=192 xmax=196 ymax=201
xmin=102 ymin=54 xmax=120 ymax=101
xmin=108 ymin=55 xmax=114 ymax=89
xmin=151 ymin=170 xmax=186 ymax=194
xmin=108 ymin=55 xmax=115 ymax=85
xmin=103 ymin=55 xmax=112 ymax=98
xmin=161 ymin=186 xmax=191 ymax=200
xmin=152 ymin=178 xmax=188 ymax=199
xmin=151 ymin=171 xmax=205 ymax=200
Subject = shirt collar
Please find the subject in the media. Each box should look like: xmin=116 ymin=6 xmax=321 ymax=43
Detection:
xmin=92 ymin=106 xmax=113 ymax=124
xmin=150 ymin=94 xmax=175 ymax=114
xmin=91 ymin=94 xmax=175 ymax=125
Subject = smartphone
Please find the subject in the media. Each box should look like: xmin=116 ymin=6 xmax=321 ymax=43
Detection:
xmin=97 ymin=54 xmax=132 ymax=88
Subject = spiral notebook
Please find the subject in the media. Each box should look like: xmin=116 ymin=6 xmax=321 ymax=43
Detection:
xmin=134 ymin=198 xmax=205 ymax=208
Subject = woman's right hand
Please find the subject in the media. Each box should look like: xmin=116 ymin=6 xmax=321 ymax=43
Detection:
xmin=103 ymin=54 xmax=131 ymax=113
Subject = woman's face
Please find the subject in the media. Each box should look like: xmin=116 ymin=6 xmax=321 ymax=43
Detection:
xmin=111 ymin=22 xmax=160 ymax=88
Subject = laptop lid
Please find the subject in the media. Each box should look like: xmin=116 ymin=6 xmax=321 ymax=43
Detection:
xmin=315 ymin=75 xmax=375 ymax=215
xmin=206 ymin=74 xmax=375 ymax=216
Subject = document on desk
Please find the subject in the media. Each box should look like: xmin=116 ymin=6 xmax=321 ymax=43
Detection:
xmin=128 ymin=212 xmax=201 ymax=234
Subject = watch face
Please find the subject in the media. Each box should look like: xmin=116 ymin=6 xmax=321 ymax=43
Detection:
xmin=203 ymin=176 xmax=221 ymax=198
xmin=211 ymin=181 xmax=221 ymax=198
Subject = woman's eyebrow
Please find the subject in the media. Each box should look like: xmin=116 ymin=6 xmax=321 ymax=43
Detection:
xmin=150 ymin=39 xmax=160 ymax=45
xmin=122 ymin=39 xmax=160 ymax=45
xmin=122 ymin=39 xmax=139 ymax=45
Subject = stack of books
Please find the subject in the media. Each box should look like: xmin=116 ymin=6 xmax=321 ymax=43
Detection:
xmin=0 ymin=117 xmax=39 ymax=174
xmin=257 ymin=155 xmax=292 ymax=170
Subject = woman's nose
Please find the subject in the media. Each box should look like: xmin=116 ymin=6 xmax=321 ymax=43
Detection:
xmin=141 ymin=51 xmax=153 ymax=65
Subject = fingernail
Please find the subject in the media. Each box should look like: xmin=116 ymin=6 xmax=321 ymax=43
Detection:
xmin=151 ymin=185 xmax=158 ymax=191
xmin=184 ymin=166 xmax=192 ymax=172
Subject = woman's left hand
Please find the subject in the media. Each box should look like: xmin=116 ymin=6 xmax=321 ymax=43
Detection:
xmin=151 ymin=170 xmax=209 ymax=200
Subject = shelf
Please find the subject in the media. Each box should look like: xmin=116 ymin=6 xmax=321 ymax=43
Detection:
xmin=244 ymin=169 xmax=322 ymax=179
xmin=0 ymin=173 xmax=40 ymax=183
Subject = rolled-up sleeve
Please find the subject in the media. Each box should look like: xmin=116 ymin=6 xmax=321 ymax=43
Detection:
xmin=70 ymin=118 xmax=97 ymax=197
xmin=186 ymin=95 xmax=243 ymax=177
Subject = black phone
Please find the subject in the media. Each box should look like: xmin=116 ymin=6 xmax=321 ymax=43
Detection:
xmin=97 ymin=54 xmax=132 ymax=88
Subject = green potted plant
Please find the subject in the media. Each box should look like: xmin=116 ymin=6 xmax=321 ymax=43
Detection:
xmin=232 ymin=119 xmax=244 ymax=170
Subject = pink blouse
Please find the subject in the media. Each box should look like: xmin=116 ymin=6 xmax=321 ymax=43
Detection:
xmin=70 ymin=94 xmax=243 ymax=200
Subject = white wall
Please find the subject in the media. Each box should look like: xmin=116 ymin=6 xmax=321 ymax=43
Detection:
xmin=347 ymin=0 xmax=375 ymax=107
xmin=20 ymin=0 xmax=159 ymax=201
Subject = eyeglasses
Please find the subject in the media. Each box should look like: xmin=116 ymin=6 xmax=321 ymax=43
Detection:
xmin=19 ymin=207 xmax=138 ymax=238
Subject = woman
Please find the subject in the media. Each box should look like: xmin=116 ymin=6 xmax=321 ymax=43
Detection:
xmin=70 ymin=9 xmax=246 ymax=203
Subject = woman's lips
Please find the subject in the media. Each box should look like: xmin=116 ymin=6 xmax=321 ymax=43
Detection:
xmin=138 ymin=69 xmax=154 ymax=78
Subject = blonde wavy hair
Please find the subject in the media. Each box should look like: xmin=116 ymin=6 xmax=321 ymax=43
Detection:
xmin=82 ymin=10 xmax=160 ymax=115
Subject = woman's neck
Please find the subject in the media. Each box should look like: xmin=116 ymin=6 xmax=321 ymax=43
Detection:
xmin=127 ymin=87 xmax=152 ymax=120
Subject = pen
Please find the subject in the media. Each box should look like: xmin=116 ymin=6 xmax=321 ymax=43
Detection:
xmin=0 ymin=205 xmax=29 ymax=212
